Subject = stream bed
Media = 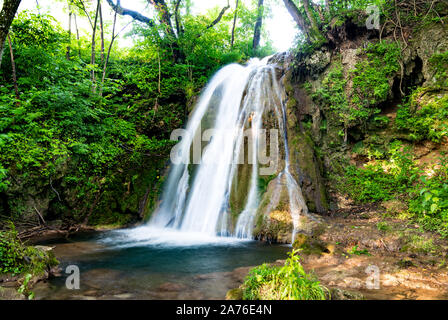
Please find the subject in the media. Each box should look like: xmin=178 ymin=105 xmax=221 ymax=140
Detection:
xmin=33 ymin=226 xmax=289 ymax=300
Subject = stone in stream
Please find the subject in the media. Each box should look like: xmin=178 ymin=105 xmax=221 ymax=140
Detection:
xmin=157 ymin=282 xmax=188 ymax=292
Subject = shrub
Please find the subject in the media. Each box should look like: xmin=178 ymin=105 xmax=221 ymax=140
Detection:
xmin=0 ymin=223 xmax=58 ymax=276
xmin=341 ymin=142 xmax=419 ymax=203
xmin=242 ymin=250 xmax=328 ymax=300
xmin=408 ymin=155 xmax=448 ymax=237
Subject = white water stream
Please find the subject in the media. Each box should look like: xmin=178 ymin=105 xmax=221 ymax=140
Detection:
xmin=143 ymin=57 xmax=308 ymax=243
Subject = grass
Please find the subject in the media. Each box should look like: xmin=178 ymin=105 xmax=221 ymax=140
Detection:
xmin=241 ymin=250 xmax=329 ymax=300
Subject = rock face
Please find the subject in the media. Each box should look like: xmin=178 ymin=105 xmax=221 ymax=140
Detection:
xmin=253 ymin=20 xmax=448 ymax=243
xmin=0 ymin=156 xmax=167 ymax=228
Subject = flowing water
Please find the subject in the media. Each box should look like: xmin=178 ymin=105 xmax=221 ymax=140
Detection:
xmin=150 ymin=57 xmax=308 ymax=240
xmin=34 ymin=230 xmax=289 ymax=300
xmin=34 ymin=58 xmax=309 ymax=299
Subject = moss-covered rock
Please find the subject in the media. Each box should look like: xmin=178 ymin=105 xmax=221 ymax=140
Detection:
xmin=226 ymin=288 xmax=243 ymax=300
xmin=292 ymin=231 xmax=330 ymax=255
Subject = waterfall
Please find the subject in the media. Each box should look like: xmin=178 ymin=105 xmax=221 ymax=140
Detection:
xmin=149 ymin=57 xmax=308 ymax=242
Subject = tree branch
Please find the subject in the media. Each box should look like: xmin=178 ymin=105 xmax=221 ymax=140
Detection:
xmin=206 ymin=5 xmax=230 ymax=29
xmin=105 ymin=0 xmax=155 ymax=26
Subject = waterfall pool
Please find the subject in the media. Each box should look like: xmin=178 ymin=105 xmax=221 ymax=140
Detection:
xmin=33 ymin=227 xmax=290 ymax=300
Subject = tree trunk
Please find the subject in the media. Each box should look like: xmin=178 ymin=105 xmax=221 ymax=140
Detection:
xmin=282 ymin=0 xmax=310 ymax=39
xmin=66 ymin=3 xmax=72 ymax=60
xmin=231 ymin=0 xmax=239 ymax=49
xmin=91 ymin=0 xmax=100 ymax=93
xmin=74 ymin=13 xmax=81 ymax=58
xmin=174 ymin=0 xmax=183 ymax=36
xmin=99 ymin=3 xmax=105 ymax=63
xmin=100 ymin=10 xmax=117 ymax=97
xmin=302 ymin=0 xmax=321 ymax=39
xmin=252 ymin=0 xmax=264 ymax=51
xmin=7 ymin=33 xmax=19 ymax=99
xmin=283 ymin=0 xmax=324 ymax=43
xmin=149 ymin=0 xmax=176 ymax=38
xmin=0 ymin=0 xmax=21 ymax=68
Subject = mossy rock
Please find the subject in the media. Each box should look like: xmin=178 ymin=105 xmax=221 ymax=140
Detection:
xmin=226 ymin=288 xmax=243 ymax=300
xmin=293 ymin=231 xmax=331 ymax=255
xmin=328 ymin=288 xmax=364 ymax=300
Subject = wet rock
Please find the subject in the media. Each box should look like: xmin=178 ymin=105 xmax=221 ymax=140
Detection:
xmin=157 ymin=282 xmax=188 ymax=292
xmin=329 ymin=288 xmax=364 ymax=300
xmin=0 ymin=286 xmax=24 ymax=300
xmin=113 ymin=293 xmax=133 ymax=299
xmin=34 ymin=245 xmax=55 ymax=252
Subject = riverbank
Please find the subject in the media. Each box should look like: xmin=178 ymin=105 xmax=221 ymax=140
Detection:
xmin=4 ymin=204 xmax=448 ymax=301
xmin=229 ymin=206 xmax=448 ymax=300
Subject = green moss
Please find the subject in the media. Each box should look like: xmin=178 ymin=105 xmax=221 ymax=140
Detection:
xmin=293 ymin=233 xmax=330 ymax=255
xmin=289 ymin=132 xmax=329 ymax=212
xmin=351 ymin=41 xmax=400 ymax=111
xmin=313 ymin=42 xmax=400 ymax=141
xmin=396 ymin=88 xmax=448 ymax=143
xmin=429 ymin=50 xmax=448 ymax=87
xmin=226 ymin=288 xmax=243 ymax=300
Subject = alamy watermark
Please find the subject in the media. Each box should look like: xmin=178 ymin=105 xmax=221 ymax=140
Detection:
xmin=366 ymin=5 xmax=381 ymax=30
xmin=169 ymin=126 xmax=280 ymax=176
xmin=65 ymin=265 xmax=80 ymax=290
xmin=366 ymin=265 xmax=381 ymax=290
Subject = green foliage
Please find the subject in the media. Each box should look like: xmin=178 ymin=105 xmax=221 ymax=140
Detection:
xmin=0 ymin=12 xmax=184 ymax=224
xmin=0 ymin=223 xmax=58 ymax=276
xmin=313 ymin=42 xmax=399 ymax=139
xmin=351 ymin=41 xmax=400 ymax=111
xmin=376 ymin=221 xmax=391 ymax=232
xmin=242 ymin=250 xmax=328 ymax=300
xmin=396 ymin=52 xmax=448 ymax=143
xmin=17 ymin=273 xmax=35 ymax=300
xmin=342 ymin=140 xmax=448 ymax=238
xmin=347 ymin=245 xmax=371 ymax=256
xmin=313 ymin=62 xmax=350 ymax=130
xmin=408 ymin=156 xmax=448 ymax=237
xmin=429 ymin=51 xmax=448 ymax=87
xmin=341 ymin=141 xmax=419 ymax=202
xmin=396 ymin=91 xmax=448 ymax=143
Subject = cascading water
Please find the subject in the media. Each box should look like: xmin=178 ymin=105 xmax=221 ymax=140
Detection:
xmin=146 ymin=57 xmax=309 ymax=243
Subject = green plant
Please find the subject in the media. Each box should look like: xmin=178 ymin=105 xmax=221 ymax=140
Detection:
xmin=396 ymin=88 xmax=448 ymax=143
xmin=0 ymin=223 xmax=58 ymax=276
xmin=340 ymin=142 xmax=419 ymax=203
xmin=377 ymin=222 xmax=391 ymax=232
xmin=242 ymin=250 xmax=328 ymax=300
xmin=408 ymin=156 xmax=448 ymax=237
xmin=347 ymin=245 xmax=371 ymax=256
xmin=17 ymin=273 xmax=35 ymax=300
xmin=351 ymin=41 xmax=400 ymax=110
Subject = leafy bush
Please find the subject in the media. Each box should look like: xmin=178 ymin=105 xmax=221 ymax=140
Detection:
xmin=408 ymin=156 xmax=448 ymax=237
xmin=341 ymin=142 xmax=419 ymax=203
xmin=242 ymin=250 xmax=328 ymax=300
xmin=0 ymin=223 xmax=58 ymax=276
xmin=396 ymin=91 xmax=448 ymax=143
